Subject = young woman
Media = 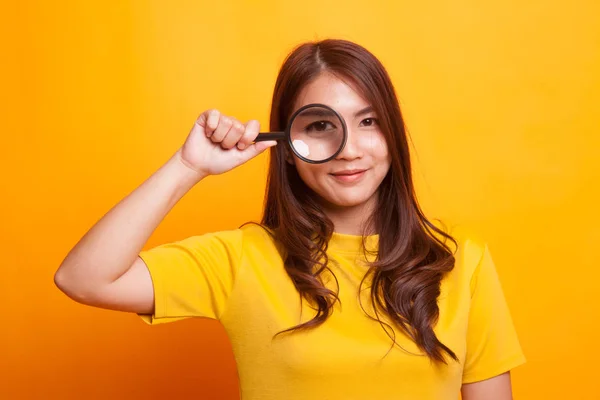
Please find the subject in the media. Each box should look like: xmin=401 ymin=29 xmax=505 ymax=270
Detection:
xmin=55 ymin=39 xmax=525 ymax=399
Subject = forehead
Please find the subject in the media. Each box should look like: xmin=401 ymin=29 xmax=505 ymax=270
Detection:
xmin=293 ymin=72 xmax=370 ymax=115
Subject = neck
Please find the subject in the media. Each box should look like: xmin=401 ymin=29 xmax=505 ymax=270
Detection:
xmin=321 ymin=195 xmax=378 ymax=236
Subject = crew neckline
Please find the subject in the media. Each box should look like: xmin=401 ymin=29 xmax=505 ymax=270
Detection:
xmin=327 ymin=231 xmax=379 ymax=254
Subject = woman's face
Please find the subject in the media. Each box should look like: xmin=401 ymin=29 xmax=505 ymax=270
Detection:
xmin=290 ymin=72 xmax=391 ymax=211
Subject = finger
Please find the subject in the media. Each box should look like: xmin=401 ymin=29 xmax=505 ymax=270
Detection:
xmin=238 ymin=140 xmax=277 ymax=163
xmin=211 ymin=115 xmax=233 ymax=142
xmin=237 ymin=120 xmax=260 ymax=150
xmin=221 ymin=118 xmax=246 ymax=149
xmin=205 ymin=109 xmax=220 ymax=137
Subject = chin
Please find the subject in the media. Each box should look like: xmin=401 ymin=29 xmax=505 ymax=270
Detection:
xmin=325 ymin=191 xmax=376 ymax=209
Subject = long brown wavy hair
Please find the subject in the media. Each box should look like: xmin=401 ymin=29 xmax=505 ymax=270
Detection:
xmin=260 ymin=39 xmax=458 ymax=364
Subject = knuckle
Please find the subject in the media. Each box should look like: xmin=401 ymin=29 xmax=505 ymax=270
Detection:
xmin=204 ymin=109 xmax=217 ymax=121
xmin=242 ymin=128 xmax=255 ymax=141
xmin=221 ymin=116 xmax=233 ymax=126
xmin=248 ymin=119 xmax=259 ymax=131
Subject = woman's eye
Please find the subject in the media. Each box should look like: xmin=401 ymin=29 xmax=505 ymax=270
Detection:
xmin=306 ymin=121 xmax=335 ymax=132
xmin=360 ymin=118 xmax=378 ymax=127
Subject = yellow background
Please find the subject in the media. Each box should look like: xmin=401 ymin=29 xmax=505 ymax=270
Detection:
xmin=2 ymin=1 xmax=599 ymax=399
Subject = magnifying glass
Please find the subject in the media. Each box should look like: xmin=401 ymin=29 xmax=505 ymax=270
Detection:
xmin=254 ymin=103 xmax=348 ymax=164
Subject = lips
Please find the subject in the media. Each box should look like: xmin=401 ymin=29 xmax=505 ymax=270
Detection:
xmin=330 ymin=169 xmax=367 ymax=183
xmin=331 ymin=169 xmax=366 ymax=176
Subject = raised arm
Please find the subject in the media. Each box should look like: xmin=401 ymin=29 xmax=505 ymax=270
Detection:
xmin=54 ymin=110 xmax=276 ymax=314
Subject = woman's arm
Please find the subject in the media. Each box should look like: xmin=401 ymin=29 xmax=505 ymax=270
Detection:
xmin=54 ymin=150 xmax=205 ymax=313
xmin=461 ymin=372 xmax=513 ymax=400
xmin=54 ymin=110 xmax=274 ymax=314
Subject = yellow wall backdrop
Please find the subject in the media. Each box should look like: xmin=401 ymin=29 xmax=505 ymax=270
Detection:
xmin=2 ymin=1 xmax=599 ymax=399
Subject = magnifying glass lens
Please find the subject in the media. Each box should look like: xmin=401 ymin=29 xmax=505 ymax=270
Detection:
xmin=289 ymin=106 xmax=345 ymax=163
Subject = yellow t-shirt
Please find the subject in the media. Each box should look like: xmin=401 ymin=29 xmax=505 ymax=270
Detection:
xmin=138 ymin=224 xmax=525 ymax=399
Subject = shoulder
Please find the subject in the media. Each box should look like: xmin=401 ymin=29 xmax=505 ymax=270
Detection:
xmin=430 ymin=220 xmax=489 ymax=281
xmin=239 ymin=222 xmax=274 ymax=239
xmin=178 ymin=223 xmax=274 ymax=248
xmin=237 ymin=222 xmax=283 ymax=256
xmin=165 ymin=223 xmax=279 ymax=259
xmin=239 ymin=222 xmax=277 ymax=245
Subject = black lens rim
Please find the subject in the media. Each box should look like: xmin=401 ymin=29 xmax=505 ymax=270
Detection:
xmin=286 ymin=103 xmax=348 ymax=164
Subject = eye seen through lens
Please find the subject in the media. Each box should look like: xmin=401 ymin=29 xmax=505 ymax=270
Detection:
xmin=289 ymin=105 xmax=346 ymax=162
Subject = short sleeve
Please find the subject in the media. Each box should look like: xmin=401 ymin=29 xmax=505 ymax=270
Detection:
xmin=462 ymin=244 xmax=526 ymax=383
xmin=137 ymin=229 xmax=243 ymax=325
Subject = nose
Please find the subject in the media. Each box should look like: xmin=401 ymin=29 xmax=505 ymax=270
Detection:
xmin=335 ymin=127 xmax=363 ymax=161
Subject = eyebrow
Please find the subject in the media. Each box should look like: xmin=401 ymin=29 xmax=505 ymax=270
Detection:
xmin=295 ymin=109 xmax=337 ymax=118
xmin=354 ymin=106 xmax=374 ymax=117
xmin=293 ymin=106 xmax=375 ymax=119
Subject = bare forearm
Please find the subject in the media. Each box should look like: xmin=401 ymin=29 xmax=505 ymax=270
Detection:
xmin=54 ymin=110 xmax=272 ymax=313
xmin=55 ymin=150 xmax=204 ymax=291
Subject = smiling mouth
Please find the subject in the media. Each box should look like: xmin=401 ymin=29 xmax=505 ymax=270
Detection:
xmin=331 ymin=169 xmax=366 ymax=175
xmin=330 ymin=169 xmax=367 ymax=183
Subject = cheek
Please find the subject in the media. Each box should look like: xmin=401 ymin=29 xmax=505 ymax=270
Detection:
xmin=294 ymin=163 xmax=326 ymax=187
xmin=361 ymin=132 xmax=390 ymax=162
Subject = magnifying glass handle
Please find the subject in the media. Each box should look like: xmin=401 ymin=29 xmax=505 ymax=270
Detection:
xmin=254 ymin=132 xmax=286 ymax=142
